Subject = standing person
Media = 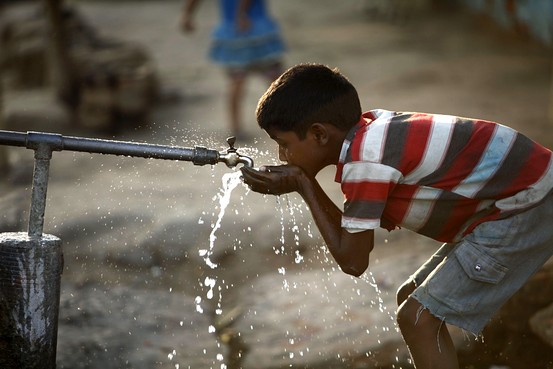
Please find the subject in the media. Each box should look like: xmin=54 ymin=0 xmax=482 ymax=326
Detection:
xmin=241 ymin=63 xmax=553 ymax=369
xmin=181 ymin=0 xmax=286 ymax=140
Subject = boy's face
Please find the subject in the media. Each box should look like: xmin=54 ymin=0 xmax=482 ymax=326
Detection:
xmin=265 ymin=127 xmax=325 ymax=177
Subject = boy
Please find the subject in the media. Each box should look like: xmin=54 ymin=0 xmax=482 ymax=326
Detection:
xmin=240 ymin=63 xmax=553 ymax=369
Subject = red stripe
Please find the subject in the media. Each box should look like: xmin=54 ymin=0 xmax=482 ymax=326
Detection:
xmin=498 ymin=144 xmax=551 ymax=198
xmin=350 ymin=125 xmax=366 ymax=162
xmin=437 ymin=121 xmax=496 ymax=190
xmin=399 ymin=114 xmax=432 ymax=174
xmin=342 ymin=181 xmax=394 ymax=202
xmin=383 ymin=185 xmax=420 ymax=225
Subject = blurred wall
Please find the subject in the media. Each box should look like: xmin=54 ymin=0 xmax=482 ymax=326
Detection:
xmin=451 ymin=0 xmax=553 ymax=47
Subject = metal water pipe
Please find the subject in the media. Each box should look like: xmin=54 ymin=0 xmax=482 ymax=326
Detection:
xmin=0 ymin=130 xmax=254 ymax=368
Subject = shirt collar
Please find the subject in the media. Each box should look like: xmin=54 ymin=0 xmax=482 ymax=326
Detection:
xmin=334 ymin=112 xmax=376 ymax=183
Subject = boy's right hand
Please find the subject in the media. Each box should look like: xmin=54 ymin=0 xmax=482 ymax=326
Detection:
xmin=241 ymin=165 xmax=307 ymax=195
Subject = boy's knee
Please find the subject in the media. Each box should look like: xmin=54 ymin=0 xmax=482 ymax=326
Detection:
xmin=397 ymin=297 xmax=419 ymax=331
xmin=397 ymin=297 xmax=444 ymax=339
xmin=396 ymin=279 xmax=416 ymax=306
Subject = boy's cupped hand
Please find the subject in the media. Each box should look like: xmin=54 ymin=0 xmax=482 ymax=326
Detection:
xmin=240 ymin=165 xmax=305 ymax=195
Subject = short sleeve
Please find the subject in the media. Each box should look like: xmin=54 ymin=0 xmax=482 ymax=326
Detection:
xmin=340 ymin=161 xmax=403 ymax=231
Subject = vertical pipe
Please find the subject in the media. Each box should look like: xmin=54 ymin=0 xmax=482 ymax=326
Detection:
xmin=28 ymin=144 xmax=53 ymax=238
xmin=0 ymin=232 xmax=63 ymax=369
xmin=0 ymin=20 xmax=8 ymax=172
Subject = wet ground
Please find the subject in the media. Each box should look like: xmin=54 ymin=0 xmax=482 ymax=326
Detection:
xmin=2 ymin=0 xmax=553 ymax=368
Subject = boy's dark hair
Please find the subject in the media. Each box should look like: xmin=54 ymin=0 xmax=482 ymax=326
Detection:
xmin=256 ymin=63 xmax=362 ymax=139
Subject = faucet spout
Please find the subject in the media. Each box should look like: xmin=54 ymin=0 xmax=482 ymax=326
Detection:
xmin=218 ymin=151 xmax=254 ymax=168
xmin=238 ymin=155 xmax=254 ymax=168
xmin=218 ymin=136 xmax=254 ymax=168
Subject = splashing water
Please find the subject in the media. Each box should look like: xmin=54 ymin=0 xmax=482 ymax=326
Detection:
xmin=198 ymin=171 xmax=243 ymax=269
xmin=190 ymin=170 xmax=245 ymax=368
xmin=192 ymin=163 xmax=398 ymax=367
xmin=361 ymin=271 xmax=397 ymax=326
xmin=195 ymin=171 xmax=243 ymax=322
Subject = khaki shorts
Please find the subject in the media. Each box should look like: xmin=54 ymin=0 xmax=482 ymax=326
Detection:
xmin=410 ymin=193 xmax=553 ymax=335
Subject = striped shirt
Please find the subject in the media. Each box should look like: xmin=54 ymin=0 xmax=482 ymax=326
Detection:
xmin=335 ymin=109 xmax=553 ymax=242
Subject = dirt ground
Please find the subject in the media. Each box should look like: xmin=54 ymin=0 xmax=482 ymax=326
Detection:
xmin=2 ymin=0 xmax=553 ymax=368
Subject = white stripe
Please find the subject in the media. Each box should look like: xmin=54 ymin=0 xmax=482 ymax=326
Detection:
xmin=370 ymin=109 xmax=396 ymax=122
xmin=343 ymin=162 xmax=403 ymax=183
xmin=454 ymin=124 xmax=517 ymax=198
xmin=400 ymin=187 xmax=441 ymax=230
xmin=359 ymin=115 xmax=392 ymax=162
xmin=342 ymin=217 xmax=380 ymax=231
xmin=404 ymin=115 xmax=456 ymax=184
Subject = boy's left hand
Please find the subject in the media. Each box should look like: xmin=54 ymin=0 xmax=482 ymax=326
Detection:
xmin=241 ymin=165 xmax=305 ymax=195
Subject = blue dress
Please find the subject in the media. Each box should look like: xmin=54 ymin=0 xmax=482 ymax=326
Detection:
xmin=209 ymin=0 xmax=285 ymax=68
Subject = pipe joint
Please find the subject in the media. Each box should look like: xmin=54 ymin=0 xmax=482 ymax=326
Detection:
xmin=26 ymin=132 xmax=64 ymax=153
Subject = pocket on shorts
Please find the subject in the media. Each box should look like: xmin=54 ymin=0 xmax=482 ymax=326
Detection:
xmin=454 ymin=243 xmax=508 ymax=284
xmin=424 ymin=243 xmax=509 ymax=313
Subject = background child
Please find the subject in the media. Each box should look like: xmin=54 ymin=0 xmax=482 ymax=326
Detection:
xmin=241 ymin=63 xmax=553 ymax=369
xmin=181 ymin=0 xmax=286 ymax=140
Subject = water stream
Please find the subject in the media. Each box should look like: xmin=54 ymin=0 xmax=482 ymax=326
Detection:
xmin=190 ymin=166 xmax=398 ymax=369
xmin=199 ymin=171 xmax=243 ymax=270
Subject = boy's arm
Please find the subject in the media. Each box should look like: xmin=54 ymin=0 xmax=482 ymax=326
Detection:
xmin=299 ymin=170 xmax=375 ymax=277
xmin=241 ymin=165 xmax=374 ymax=277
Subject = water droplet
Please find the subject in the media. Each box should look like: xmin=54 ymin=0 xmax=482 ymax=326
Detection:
xmin=294 ymin=250 xmax=304 ymax=264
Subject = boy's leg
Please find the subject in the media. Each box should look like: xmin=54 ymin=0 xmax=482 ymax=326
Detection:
xmin=396 ymin=279 xmax=416 ymax=306
xmin=396 ymin=242 xmax=458 ymax=368
xmin=397 ymin=297 xmax=459 ymax=369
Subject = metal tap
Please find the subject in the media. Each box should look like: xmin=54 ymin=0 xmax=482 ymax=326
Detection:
xmin=0 ymin=130 xmax=254 ymax=168
xmin=218 ymin=136 xmax=254 ymax=168
xmin=0 ymin=129 xmax=254 ymax=236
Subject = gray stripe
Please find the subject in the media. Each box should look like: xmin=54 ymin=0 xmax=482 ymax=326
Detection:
xmin=416 ymin=191 xmax=465 ymax=239
xmin=344 ymin=199 xmax=386 ymax=220
xmin=475 ymin=133 xmax=532 ymax=198
xmin=381 ymin=114 xmax=410 ymax=169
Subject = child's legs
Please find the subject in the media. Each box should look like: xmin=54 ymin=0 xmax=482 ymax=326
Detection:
xmin=260 ymin=60 xmax=284 ymax=83
xmin=227 ymin=72 xmax=247 ymax=135
xmin=397 ymin=242 xmax=459 ymax=369
xmin=397 ymin=297 xmax=459 ymax=369
xmin=225 ymin=60 xmax=282 ymax=135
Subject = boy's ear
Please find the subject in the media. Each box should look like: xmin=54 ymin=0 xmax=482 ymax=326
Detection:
xmin=309 ymin=123 xmax=329 ymax=145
